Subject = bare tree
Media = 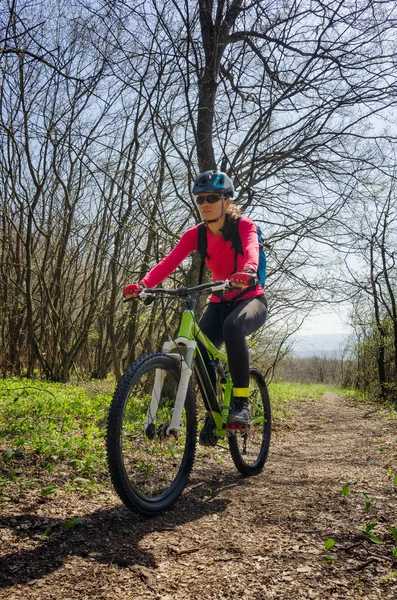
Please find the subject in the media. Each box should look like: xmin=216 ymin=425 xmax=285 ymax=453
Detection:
xmin=2 ymin=0 xmax=397 ymax=382
xmin=335 ymin=171 xmax=397 ymax=398
xmin=110 ymin=0 xmax=397 ymax=338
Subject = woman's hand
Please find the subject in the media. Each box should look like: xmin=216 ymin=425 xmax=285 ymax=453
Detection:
xmin=123 ymin=283 xmax=143 ymax=298
xmin=229 ymin=272 xmax=256 ymax=288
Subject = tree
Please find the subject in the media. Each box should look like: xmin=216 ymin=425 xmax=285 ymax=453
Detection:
xmin=2 ymin=0 xmax=397 ymax=381
xmin=337 ymin=173 xmax=397 ymax=398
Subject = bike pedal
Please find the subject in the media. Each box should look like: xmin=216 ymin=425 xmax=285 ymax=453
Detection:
xmin=226 ymin=423 xmax=250 ymax=431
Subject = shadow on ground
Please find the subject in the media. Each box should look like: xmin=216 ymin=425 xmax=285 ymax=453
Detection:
xmin=0 ymin=471 xmax=245 ymax=588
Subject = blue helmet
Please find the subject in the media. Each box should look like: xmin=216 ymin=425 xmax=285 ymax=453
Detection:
xmin=193 ymin=170 xmax=234 ymax=198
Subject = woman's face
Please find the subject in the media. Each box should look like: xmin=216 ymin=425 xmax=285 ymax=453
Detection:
xmin=196 ymin=194 xmax=230 ymax=221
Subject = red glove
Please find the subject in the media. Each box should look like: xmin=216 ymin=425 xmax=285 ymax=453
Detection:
xmin=123 ymin=283 xmax=143 ymax=298
xmin=230 ymin=272 xmax=256 ymax=288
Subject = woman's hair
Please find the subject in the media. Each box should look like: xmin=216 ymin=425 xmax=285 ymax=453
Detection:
xmin=221 ymin=201 xmax=241 ymax=241
xmin=226 ymin=201 xmax=241 ymax=220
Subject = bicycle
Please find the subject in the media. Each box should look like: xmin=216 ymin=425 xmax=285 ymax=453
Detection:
xmin=106 ymin=280 xmax=271 ymax=516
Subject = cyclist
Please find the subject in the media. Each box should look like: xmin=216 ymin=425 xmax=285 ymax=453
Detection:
xmin=123 ymin=170 xmax=268 ymax=430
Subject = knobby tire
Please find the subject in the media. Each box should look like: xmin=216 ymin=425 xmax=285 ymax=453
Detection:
xmin=228 ymin=367 xmax=271 ymax=476
xmin=107 ymin=353 xmax=197 ymax=516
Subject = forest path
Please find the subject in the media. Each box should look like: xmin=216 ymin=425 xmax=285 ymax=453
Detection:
xmin=1 ymin=392 xmax=396 ymax=599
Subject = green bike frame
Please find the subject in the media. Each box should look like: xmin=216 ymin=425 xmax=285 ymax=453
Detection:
xmin=148 ymin=306 xmax=233 ymax=439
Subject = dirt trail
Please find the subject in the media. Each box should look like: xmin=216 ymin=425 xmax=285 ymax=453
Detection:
xmin=1 ymin=392 xmax=396 ymax=600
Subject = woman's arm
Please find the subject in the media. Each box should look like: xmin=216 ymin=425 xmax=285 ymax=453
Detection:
xmin=139 ymin=226 xmax=198 ymax=288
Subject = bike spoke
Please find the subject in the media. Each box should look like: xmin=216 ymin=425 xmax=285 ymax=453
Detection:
xmin=228 ymin=368 xmax=271 ymax=475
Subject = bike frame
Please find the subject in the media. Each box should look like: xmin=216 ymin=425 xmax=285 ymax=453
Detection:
xmin=140 ymin=285 xmax=234 ymax=439
xmin=162 ymin=305 xmax=233 ymax=438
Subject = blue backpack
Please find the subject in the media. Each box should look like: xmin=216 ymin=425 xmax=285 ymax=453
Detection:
xmin=197 ymin=218 xmax=267 ymax=287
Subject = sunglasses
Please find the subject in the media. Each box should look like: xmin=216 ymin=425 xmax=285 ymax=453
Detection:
xmin=196 ymin=194 xmax=223 ymax=205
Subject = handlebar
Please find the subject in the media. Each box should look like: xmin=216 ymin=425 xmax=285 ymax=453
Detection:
xmin=123 ymin=280 xmax=235 ymax=303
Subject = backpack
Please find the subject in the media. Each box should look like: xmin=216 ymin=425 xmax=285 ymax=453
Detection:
xmin=197 ymin=218 xmax=267 ymax=287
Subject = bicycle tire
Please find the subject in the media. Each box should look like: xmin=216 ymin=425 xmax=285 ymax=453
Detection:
xmin=228 ymin=367 xmax=271 ymax=476
xmin=107 ymin=352 xmax=197 ymax=516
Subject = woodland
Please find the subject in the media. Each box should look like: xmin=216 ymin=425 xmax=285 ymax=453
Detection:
xmin=1 ymin=0 xmax=397 ymax=401
xmin=2 ymin=5 xmax=397 ymax=600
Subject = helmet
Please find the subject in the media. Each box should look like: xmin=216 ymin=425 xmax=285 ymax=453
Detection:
xmin=193 ymin=170 xmax=234 ymax=198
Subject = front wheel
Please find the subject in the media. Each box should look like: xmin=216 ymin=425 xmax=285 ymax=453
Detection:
xmin=107 ymin=353 xmax=197 ymax=516
xmin=228 ymin=367 xmax=271 ymax=476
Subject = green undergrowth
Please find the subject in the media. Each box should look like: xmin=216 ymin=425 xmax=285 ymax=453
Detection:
xmin=0 ymin=378 xmax=362 ymax=506
xmin=0 ymin=378 xmax=111 ymax=506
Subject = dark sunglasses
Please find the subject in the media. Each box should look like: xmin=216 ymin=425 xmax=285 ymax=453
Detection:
xmin=196 ymin=194 xmax=222 ymax=205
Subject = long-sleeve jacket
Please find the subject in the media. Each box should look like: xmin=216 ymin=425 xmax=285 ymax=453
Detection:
xmin=140 ymin=216 xmax=264 ymax=302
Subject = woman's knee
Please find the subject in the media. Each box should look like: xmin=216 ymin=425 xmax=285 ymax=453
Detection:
xmin=223 ymin=299 xmax=267 ymax=339
xmin=223 ymin=317 xmax=246 ymax=342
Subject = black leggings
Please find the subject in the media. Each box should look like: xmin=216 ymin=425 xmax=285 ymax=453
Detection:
xmin=198 ymin=295 xmax=268 ymax=390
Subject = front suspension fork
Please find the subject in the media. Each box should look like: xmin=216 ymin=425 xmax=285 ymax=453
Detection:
xmin=145 ymin=339 xmax=196 ymax=438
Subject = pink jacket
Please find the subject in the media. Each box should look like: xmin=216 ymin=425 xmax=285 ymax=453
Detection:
xmin=140 ymin=216 xmax=264 ymax=302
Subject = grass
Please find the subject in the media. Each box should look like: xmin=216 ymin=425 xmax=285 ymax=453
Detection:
xmin=0 ymin=378 xmax=111 ymax=506
xmin=268 ymin=382 xmax=362 ymax=419
xmin=0 ymin=377 xmax=360 ymax=507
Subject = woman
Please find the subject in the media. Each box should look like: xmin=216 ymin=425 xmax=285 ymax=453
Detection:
xmin=123 ymin=170 xmax=267 ymax=433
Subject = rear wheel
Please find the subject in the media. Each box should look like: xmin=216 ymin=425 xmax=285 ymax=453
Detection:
xmin=228 ymin=368 xmax=271 ymax=476
xmin=107 ymin=353 xmax=197 ymax=516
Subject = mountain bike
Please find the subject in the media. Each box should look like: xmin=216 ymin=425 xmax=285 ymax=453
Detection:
xmin=106 ymin=280 xmax=271 ymax=516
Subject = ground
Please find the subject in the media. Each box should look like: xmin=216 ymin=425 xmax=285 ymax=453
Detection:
xmin=1 ymin=392 xmax=396 ymax=599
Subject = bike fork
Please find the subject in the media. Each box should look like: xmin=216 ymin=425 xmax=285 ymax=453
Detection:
xmin=145 ymin=339 xmax=196 ymax=438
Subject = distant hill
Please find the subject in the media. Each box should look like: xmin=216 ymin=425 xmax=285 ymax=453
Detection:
xmin=291 ymin=333 xmax=354 ymax=358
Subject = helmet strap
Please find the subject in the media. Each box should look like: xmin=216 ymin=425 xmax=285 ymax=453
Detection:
xmin=204 ymin=198 xmax=226 ymax=224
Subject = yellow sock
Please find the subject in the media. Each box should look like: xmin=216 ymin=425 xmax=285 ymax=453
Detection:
xmin=232 ymin=387 xmax=250 ymax=398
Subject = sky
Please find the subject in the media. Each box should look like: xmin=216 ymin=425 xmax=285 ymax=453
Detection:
xmin=298 ymin=305 xmax=353 ymax=336
xmin=292 ymin=306 xmax=354 ymax=357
